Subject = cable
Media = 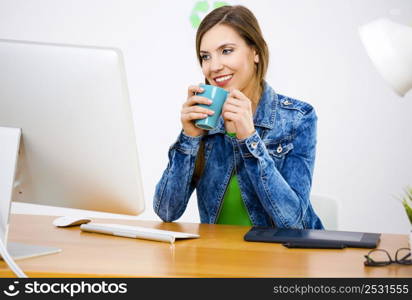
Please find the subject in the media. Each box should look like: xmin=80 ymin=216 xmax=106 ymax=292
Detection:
xmin=0 ymin=239 xmax=27 ymax=278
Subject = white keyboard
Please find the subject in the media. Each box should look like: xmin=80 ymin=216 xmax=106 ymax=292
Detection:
xmin=80 ymin=222 xmax=200 ymax=243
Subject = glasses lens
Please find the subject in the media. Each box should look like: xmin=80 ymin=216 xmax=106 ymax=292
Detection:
xmin=364 ymin=249 xmax=392 ymax=266
xmin=396 ymin=248 xmax=412 ymax=265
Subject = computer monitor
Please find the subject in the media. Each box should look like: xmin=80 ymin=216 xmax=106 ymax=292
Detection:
xmin=0 ymin=39 xmax=145 ymax=259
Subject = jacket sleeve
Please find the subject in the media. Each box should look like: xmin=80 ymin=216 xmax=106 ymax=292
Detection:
xmin=153 ymin=131 xmax=202 ymax=222
xmin=237 ymin=108 xmax=317 ymax=229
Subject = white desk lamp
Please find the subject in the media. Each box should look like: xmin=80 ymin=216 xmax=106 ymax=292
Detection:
xmin=359 ymin=18 xmax=412 ymax=247
xmin=359 ymin=18 xmax=412 ymax=97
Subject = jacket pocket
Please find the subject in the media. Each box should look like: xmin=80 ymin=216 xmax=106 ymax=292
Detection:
xmin=264 ymin=139 xmax=294 ymax=169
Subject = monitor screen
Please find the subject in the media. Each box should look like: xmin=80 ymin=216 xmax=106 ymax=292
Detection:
xmin=0 ymin=39 xmax=145 ymax=223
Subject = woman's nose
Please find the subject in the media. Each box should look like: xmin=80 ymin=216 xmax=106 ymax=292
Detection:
xmin=209 ymin=57 xmax=223 ymax=73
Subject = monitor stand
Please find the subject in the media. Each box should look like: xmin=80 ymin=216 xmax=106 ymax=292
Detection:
xmin=7 ymin=242 xmax=61 ymax=260
xmin=0 ymin=127 xmax=61 ymax=265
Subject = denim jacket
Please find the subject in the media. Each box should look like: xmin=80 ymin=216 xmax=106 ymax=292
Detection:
xmin=153 ymin=82 xmax=323 ymax=229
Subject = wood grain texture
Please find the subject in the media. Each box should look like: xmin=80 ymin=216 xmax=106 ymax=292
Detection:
xmin=1 ymin=214 xmax=410 ymax=277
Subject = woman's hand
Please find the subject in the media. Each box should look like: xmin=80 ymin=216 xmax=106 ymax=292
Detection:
xmin=181 ymin=85 xmax=215 ymax=137
xmin=222 ymin=89 xmax=255 ymax=139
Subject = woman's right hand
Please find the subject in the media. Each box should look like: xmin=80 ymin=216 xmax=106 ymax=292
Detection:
xmin=181 ymin=85 xmax=215 ymax=137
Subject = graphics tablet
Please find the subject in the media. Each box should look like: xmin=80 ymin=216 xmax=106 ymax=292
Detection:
xmin=244 ymin=227 xmax=381 ymax=248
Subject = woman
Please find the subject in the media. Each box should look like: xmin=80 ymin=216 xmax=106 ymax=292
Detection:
xmin=153 ymin=5 xmax=323 ymax=229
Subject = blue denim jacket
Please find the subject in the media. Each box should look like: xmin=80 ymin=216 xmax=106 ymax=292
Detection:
xmin=154 ymin=83 xmax=323 ymax=229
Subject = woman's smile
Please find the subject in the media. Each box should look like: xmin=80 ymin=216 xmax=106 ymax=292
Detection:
xmin=213 ymin=74 xmax=233 ymax=87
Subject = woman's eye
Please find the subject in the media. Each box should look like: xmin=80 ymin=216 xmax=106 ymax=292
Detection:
xmin=201 ymin=54 xmax=211 ymax=61
xmin=222 ymin=48 xmax=233 ymax=55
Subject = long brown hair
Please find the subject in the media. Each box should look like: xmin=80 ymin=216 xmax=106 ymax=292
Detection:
xmin=195 ymin=5 xmax=269 ymax=91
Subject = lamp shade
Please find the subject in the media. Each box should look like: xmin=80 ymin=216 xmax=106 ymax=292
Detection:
xmin=359 ymin=18 xmax=412 ymax=97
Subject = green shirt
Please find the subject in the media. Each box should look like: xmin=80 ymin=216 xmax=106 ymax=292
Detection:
xmin=216 ymin=132 xmax=252 ymax=226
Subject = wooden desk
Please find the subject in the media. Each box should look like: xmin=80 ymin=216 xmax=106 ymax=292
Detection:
xmin=1 ymin=214 xmax=411 ymax=277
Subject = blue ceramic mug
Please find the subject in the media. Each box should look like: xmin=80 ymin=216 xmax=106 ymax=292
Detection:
xmin=195 ymin=84 xmax=229 ymax=130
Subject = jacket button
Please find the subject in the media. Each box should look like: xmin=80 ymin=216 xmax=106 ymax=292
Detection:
xmin=283 ymin=100 xmax=292 ymax=106
xmin=251 ymin=142 xmax=258 ymax=149
xmin=277 ymin=145 xmax=283 ymax=153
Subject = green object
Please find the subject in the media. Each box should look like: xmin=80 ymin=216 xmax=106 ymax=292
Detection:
xmin=190 ymin=1 xmax=209 ymax=28
xmin=190 ymin=1 xmax=230 ymax=29
xmin=194 ymin=0 xmax=209 ymax=12
xmin=402 ymin=186 xmax=412 ymax=225
xmin=213 ymin=1 xmax=228 ymax=9
xmin=216 ymin=132 xmax=252 ymax=226
xmin=217 ymin=174 xmax=252 ymax=226
xmin=190 ymin=13 xmax=202 ymax=29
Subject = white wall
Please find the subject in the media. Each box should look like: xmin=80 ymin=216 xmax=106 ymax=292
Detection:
xmin=1 ymin=0 xmax=411 ymax=234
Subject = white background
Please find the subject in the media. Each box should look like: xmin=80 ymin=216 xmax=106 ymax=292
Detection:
xmin=1 ymin=0 xmax=411 ymax=234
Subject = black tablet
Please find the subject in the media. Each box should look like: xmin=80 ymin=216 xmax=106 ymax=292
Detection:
xmin=244 ymin=227 xmax=381 ymax=248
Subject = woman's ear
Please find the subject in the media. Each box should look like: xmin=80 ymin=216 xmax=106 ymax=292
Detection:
xmin=253 ymin=49 xmax=259 ymax=64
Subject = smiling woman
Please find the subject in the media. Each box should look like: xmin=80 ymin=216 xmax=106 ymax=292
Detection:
xmin=153 ymin=5 xmax=324 ymax=229
xmin=196 ymin=7 xmax=268 ymax=109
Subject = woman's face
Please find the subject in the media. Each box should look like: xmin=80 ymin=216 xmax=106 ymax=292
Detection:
xmin=199 ymin=24 xmax=259 ymax=95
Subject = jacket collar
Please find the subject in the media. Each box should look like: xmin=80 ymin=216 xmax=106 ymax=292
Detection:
xmin=208 ymin=82 xmax=277 ymax=135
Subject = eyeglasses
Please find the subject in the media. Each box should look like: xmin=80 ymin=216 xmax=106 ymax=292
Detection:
xmin=364 ymin=248 xmax=411 ymax=267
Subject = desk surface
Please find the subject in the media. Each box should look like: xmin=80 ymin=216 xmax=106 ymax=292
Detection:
xmin=1 ymin=214 xmax=411 ymax=277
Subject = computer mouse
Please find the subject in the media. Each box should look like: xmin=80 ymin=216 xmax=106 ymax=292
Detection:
xmin=53 ymin=216 xmax=92 ymax=227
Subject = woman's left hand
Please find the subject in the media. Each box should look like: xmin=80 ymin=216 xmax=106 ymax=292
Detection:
xmin=222 ymin=88 xmax=255 ymax=140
